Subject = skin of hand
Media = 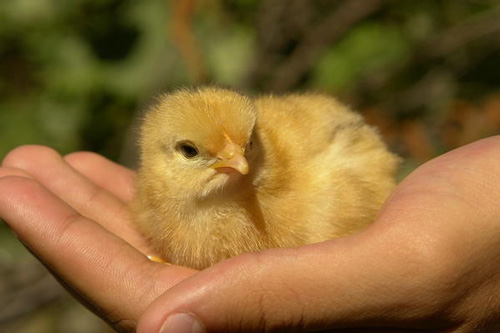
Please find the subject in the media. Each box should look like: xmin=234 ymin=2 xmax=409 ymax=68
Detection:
xmin=0 ymin=136 xmax=499 ymax=332
xmin=133 ymin=87 xmax=399 ymax=269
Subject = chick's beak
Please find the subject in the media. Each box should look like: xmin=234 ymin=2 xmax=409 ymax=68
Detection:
xmin=211 ymin=140 xmax=249 ymax=175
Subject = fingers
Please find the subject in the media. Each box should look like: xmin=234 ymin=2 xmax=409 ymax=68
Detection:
xmin=2 ymin=145 xmax=149 ymax=253
xmin=64 ymin=151 xmax=136 ymax=203
xmin=0 ymin=176 xmax=197 ymax=332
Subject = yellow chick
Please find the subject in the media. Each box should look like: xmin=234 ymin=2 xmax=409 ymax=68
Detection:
xmin=132 ymin=87 xmax=399 ymax=269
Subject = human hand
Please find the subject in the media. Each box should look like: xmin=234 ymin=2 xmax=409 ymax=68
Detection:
xmin=136 ymin=135 xmax=500 ymax=333
xmin=0 ymin=146 xmax=198 ymax=332
xmin=2 ymin=136 xmax=500 ymax=332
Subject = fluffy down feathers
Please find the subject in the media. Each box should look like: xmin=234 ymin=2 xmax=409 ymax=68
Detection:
xmin=132 ymin=87 xmax=399 ymax=269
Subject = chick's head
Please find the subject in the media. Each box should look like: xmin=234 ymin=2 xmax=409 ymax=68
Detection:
xmin=139 ymin=87 xmax=257 ymax=200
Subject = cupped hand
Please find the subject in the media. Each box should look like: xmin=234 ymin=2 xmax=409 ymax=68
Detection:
xmin=137 ymin=135 xmax=500 ymax=333
xmin=1 ymin=136 xmax=500 ymax=333
xmin=0 ymin=146 xmax=197 ymax=332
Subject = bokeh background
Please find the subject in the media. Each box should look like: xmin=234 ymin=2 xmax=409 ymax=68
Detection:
xmin=1 ymin=0 xmax=499 ymax=332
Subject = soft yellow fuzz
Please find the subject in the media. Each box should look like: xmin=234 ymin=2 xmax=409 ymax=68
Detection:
xmin=132 ymin=87 xmax=399 ymax=269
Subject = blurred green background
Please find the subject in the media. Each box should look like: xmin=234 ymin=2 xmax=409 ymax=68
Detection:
xmin=1 ymin=0 xmax=499 ymax=332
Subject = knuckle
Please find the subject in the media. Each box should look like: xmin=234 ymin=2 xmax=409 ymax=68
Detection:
xmin=401 ymin=231 xmax=468 ymax=305
xmin=220 ymin=251 xmax=304 ymax=330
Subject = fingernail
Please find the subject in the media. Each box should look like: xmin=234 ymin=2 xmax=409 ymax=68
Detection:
xmin=159 ymin=313 xmax=205 ymax=333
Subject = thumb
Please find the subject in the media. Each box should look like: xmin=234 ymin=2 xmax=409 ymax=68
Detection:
xmin=136 ymin=230 xmax=442 ymax=333
xmin=137 ymin=245 xmax=349 ymax=332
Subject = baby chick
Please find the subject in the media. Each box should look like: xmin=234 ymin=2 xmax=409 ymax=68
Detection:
xmin=132 ymin=87 xmax=399 ymax=269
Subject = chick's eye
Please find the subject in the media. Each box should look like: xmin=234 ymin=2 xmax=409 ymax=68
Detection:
xmin=177 ymin=142 xmax=199 ymax=158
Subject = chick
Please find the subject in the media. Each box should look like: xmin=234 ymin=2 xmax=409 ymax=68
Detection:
xmin=132 ymin=87 xmax=399 ymax=269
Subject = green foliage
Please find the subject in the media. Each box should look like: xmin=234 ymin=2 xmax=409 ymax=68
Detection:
xmin=2 ymin=0 xmax=498 ymax=160
xmin=313 ymin=22 xmax=410 ymax=93
xmin=205 ymin=26 xmax=255 ymax=86
xmin=0 ymin=0 xmax=171 ymax=159
xmin=0 ymin=2 xmax=499 ymax=330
